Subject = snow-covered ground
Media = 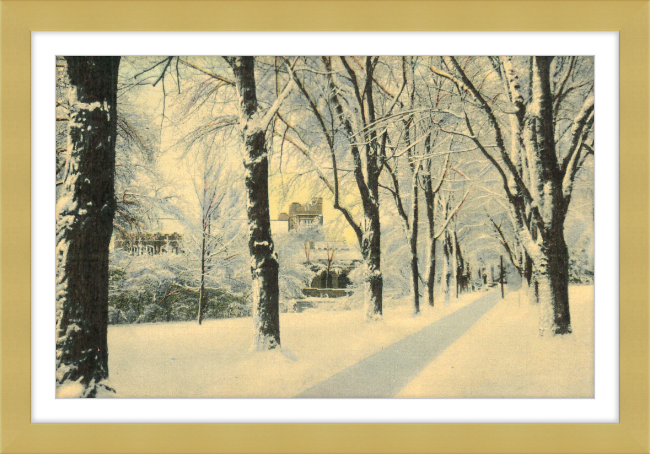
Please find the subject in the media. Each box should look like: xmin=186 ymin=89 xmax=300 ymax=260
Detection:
xmin=396 ymin=285 xmax=594 ymax=398
xmin=106 ymin=286 xmax=593 ymax=398
xmin=107 ymin=293 xmax=479 ymax=397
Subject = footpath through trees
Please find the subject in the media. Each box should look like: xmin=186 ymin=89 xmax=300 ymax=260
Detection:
xmin=295 ymin=290 xmax=502 ymax=398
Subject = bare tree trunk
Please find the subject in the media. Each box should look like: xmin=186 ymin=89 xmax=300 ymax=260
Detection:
xmin=56 ymin=56 xmax=120 ymax=397
xmin=536 ymin=225 xmax=571 ymax=334
xmin=523 ymin=252 xmax=538 ymax=304
xmin=422 ymin=138 xmax=449 ymax=308
xmin=361 ymin=59 xmax=383 ymax=321
xmin=197 ymin=227 xmax=207 ymax=324
xmin=442 ymin=232 xmax=452 ymax=304
xmin=384 ymin=155 xmax=421 ymax=315
xmin=500 ymin=256 xmax=505 ymax=299
xmin=383 ymin=137 xmax=420 ymax=315
xmin=361 ymin=206 xmax=383 ymax=320
xmin=423 ymin=175 xmax=437 ymax=307
xmin=410 ymin=165 xmax=420 ymax=314
xmin=406 ymin=62 xmax=420 ymax=315
xmin=452 ymin=228 xmax=465 ymax=299
xmin=524 ymin=57 xmax=572 ymax=335
xmin=322 ymin=56 xmax=383 ymax=321
xmin=449 ymin=228 xmax=458 ymax=300
xmin=232 ymin=57 xmax=281 ymax=350
xmin=325 ymin=246 xmax=336 ymax=290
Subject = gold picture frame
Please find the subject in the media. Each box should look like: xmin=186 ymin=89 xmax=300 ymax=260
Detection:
xmin=2 ymin=1 xmax=647 ymax=452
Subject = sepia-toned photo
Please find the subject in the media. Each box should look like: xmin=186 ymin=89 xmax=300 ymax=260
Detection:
xmin=55 ymin=56 xmax=594 ymax=398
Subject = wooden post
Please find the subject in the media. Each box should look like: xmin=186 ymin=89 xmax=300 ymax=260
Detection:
xmin=500 ymin=256 xmax=505 ymax=299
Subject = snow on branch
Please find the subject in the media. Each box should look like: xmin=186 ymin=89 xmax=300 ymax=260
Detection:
xmin=178 ymin=58 xmax=235 ymax=86
xmin=260 ymin=58 xmax=297 ymax=128
xmin=431 ymin=58 xmax=534 ymax=211
xmin=561 ymin=95 xmax=595 ymax=200
xmin=487 ymin=213 xmax=522 ymax=273
xmin=434 ymin=190 xmax=470 ymax=239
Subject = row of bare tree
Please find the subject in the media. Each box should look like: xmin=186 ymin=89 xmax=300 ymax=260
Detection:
xmin=55 ymin=55 xmax=593 ymax=397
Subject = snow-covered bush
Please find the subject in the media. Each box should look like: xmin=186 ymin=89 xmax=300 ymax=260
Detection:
xmin=137 ymin=304 xmax=166 ymax=323
xmin=125 ymin=308 xmax=138 ymax=324
xmin=108 ymin=253 xmax=252 ymax=323
xmin=379 ymin=214 xmax=417 ymax=299
xmin=346 ymin=265 xmax=365 ymax=291
xmin=274 ymin=227 xmax=322 ymax=300
xmin=171 ymin=303 xmax=194 ymax=322
xmin=569 ymin=247 xmax=594 ymax=284
xmin=108 ymin=306 xmax=127 ymax=325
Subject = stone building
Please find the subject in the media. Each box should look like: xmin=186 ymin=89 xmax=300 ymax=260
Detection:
xmin=112 ymin=216 xmax=185 ymax=256
xmin=114 ymin=231 xmax=183 ymax=256
xmin=277 ymin=197 xmax=324 ymax=231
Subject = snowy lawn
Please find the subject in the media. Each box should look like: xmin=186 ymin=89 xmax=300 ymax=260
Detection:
xmin=396 ymin=285 xmax=594 ymax=398
xmin=107 ymin=293 xmax=480 ymax=397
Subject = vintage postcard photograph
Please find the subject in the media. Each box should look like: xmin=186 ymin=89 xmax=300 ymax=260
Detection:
xmin=55 ymin=56 xmax=594 ymax=398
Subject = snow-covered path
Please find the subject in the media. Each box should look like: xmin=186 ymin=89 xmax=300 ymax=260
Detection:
xmin=295 ymin=290 xmax=501 ymax=398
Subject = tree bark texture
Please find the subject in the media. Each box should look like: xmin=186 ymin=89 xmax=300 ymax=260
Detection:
xmin=56 ymin=56 xmax=120 ymax=397
xmin=409 ymin=167 xmax=420 ymax=315
xmin=406 ymin=66 xmax=420 ymax=315
xmin=523 ymin=57 xmax=572 ymax=335
xmin=535 ymin=224 xmax=571 ymax=334
xmin=232 ymin=56 xmax=281 ymax=350
xmin=442 ymin=231 xmax=452 ymax=304
xmin=361 ymin=207 xmax=383 ymax=321
xmin=422 ymin=138 xmax=448 ymax=308
xmin=423 ymin=172 xmax=437 ymax=307
xmin=451 ymin=232 xmax=458 ymax=300
xmin=523 ymin=253 xmax=538 ymax=304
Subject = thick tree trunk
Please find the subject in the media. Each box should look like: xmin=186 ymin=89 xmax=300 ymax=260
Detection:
xmin=536 ymin=227 xmax=572 ymax=335
xmin=56 ymin=56 xmax=120 ymax=397
xmin=363 ymin=59 xmax=384 ymax=321
xmin=361 ymin=208 xmax=383 ymax=320
xmin=358 ymin=168 xmax=383 ymax=321
xmin=524 ymin=57 xmax=572 ymax=335
xmin=232 ymin=57 xmax=281 ymax=350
